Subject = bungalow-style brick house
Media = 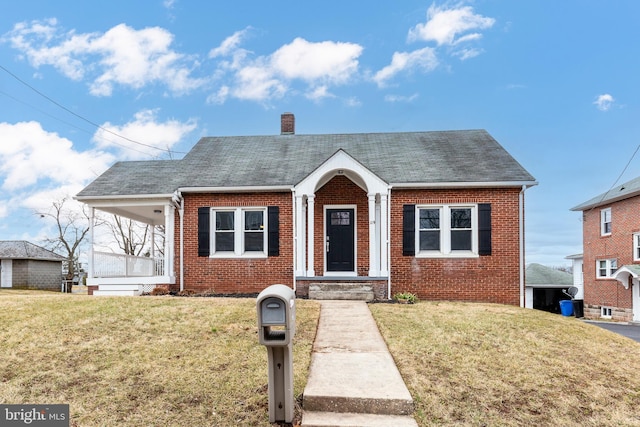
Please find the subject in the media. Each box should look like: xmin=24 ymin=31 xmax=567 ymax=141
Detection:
xmin=76 ymin=114 xmax=536 ymax=302
xmin=0 ymin=241 xmax=65 ymax=291
xmin=572 ymin=175 xmax=640 ymax=322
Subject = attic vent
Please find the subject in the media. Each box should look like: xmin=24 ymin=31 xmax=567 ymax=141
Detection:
xmin=281 ymin=113 xmax=295 ymax=135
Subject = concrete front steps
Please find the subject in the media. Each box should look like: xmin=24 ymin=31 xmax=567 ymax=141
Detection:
xmin=301 ymin=301 xmax=417 ymax=427
xmin=302 ymin=411 xmax=418 ymax=427
xmin=308 ymin=283 xmax=375 ymax=301
xmin=92 ymin=284 xmax=145 ymax=296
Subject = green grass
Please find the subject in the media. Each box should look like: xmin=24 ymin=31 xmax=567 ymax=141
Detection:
xmin=370 ymin=301 xmax=640 ymax=427
xmin=0 ymin=291 xmax=320 ymax=426
xmin=4 ymin=291 xmax=640 ymax=426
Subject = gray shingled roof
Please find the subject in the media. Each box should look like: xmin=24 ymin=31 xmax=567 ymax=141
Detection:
xmin=525 ymin=263 xmax=573 ymax=286
xmin=571 ymin=175 xmax=640 ymax=211
xmin=0 ymin=241 xmax=65 ymax=261
xmin=77 ymin=129 xmax=536 ymax=198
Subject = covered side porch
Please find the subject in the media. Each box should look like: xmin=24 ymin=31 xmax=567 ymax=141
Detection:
xmin=82 ymin=195 xmax=179 ymax=296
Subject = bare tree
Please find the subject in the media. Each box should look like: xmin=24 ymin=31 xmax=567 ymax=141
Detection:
xmin=104 ymin=215 xmax=164 ymax=258
xmin=37 ymin=197 xmax=91 ymax=291
xmin=110 ymin=215 xmax=150 ymax=256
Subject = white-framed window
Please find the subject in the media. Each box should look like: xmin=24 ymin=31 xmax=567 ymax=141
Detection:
xmin=634 ymin=233 xmax=640 ymax=261
xmin=596 ymin=258 xmax=617 ymax=278
xmin=211 ymin=207 xmax=267 ymax=257
xmin=416 ymin=205 xmax=477 ymax=257
xmin=601 ymin=208 xmax=612 ymax=236
xmin=601 ymin=306 xmax=613 ymax=319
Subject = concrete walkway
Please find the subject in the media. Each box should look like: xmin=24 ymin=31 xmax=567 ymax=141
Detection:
xmin=302 ymin=301 xmax=418 ymax=427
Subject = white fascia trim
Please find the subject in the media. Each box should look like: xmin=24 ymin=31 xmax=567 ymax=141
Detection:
xmin=390 ymin=181 xmax=538 ymax=189
xmin=179 ymin=185 xmax=293 ymax=193
xmin=75 ymin=193 xmax=174 ymax=202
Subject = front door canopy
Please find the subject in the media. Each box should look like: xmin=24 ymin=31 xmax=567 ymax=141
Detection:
xmin=295 ymin=149 xmax=389 ymax=196
xmin=611 ymin=265 xmax=640 ymax=289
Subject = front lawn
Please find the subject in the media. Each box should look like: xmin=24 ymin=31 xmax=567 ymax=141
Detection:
xmin=371 ymin=301 xmax=640 ymax=427
xmin=0 ymin=291 xmax=320 ymax=426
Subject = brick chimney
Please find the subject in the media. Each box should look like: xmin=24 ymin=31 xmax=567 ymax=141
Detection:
xmin=281 ymin=112 xmax=295 ymax=135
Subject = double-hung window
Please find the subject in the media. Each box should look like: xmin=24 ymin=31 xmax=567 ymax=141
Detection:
xmin=212 ymin=208 xmax=266 ymax=256
xmin=601 ymin=208 xmax=612 ymax=236
xmin=417 ymin=205 xmax=477 ymax=256
xmin=596 ymin=258 xmax=617 ymax=278
xmin=634 ymin=233 xmax=640 ymax=261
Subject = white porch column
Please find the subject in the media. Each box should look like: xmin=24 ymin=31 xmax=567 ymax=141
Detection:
xmin=306 ymin=195 xmax=315 ymax=277
xmin=89 ymin=207 xmax=95 ymax=279
xmin=295 ymin=195 xmax=306 ymax=276
xmin=164 ymin=206 xmax=174 ymax=277
xmin=379 ymin=193 xmax=389 ymax=276
xmin=150 ymin=226 xmax=156 ymax=259
xmin=368 ymin=193 xmax=378 ymax=276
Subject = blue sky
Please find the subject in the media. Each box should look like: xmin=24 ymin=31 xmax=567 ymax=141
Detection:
xmin=1 ymin=0 xmax=639 ymax=267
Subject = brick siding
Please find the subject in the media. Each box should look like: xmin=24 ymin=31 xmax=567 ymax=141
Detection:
xmin=582 ymin=197 xmax=637 ymax=321
xmin=176 ymin=192 xmax=293 ymax=294
xmin=390 ymin=188 xmax=522 ymax=305
xmin=176 ymin=184 xmax=524 ymax=304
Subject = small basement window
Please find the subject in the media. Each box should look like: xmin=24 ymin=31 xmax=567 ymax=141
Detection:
xmin=601 ymin=306 xmax=613 ymax=319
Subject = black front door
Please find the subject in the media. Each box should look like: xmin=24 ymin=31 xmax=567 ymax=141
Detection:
xmin=326 ymin=209 xmax=355 ymax=272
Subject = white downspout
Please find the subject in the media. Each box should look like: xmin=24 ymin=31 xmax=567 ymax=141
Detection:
xmin=172 ymin=191 xmax=184 ymax=292
xmin=387 ymin=187 xmax=392 ymax=299
xmin=89 ymin=207 xmax=94 ymax=281
xmin=292 ymin=190 xmax=297 ymax=292
xmin=519 ymin=185 xmax=526 ymax=308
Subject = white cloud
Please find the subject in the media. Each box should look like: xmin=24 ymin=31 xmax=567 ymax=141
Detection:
xmin=306 ymin=85 xmax=335 ymax=101
xmin=0 ymin=121 xmax=114 ymax=192
xmin=594 ymin=93 xmax=615 ymax=111
xmin=385 ymin=93 xmax=419 ymax=103
xmin=452 ymin=47 xmax=483 ymax=60
xmin=92 ymin=109 xmax=197 ymax=160
xmin=373 ymin=47 xmax=438 ymax=87
xmin=209 ymin=28 xmax=251 ymax=58
xmin=271 ymin=38 xmax=362 ymax=83
xmin=408 ymin=4 xmax=495 ymax=46
xmin=208 ymin=31 xmax=363 ymax=103
xmin=0 ymin=121 xmax=114 ymax=224
xmin=3 ymin=20 xmax=205 ymax=96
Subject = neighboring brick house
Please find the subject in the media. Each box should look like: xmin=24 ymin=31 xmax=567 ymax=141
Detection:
xmin=0 ymin=241 xmax=65 ymax=291
xmin=572 ymin=176 xmax=640 ymax=322
xmin=76 ymin=114 xmax=537 ymax=302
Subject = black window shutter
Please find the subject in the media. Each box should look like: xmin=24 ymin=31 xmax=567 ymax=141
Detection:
xmin=198 ymin=207 xmax=210 ymax=257
xmin=478 ymin=203 xmax=492 ymax=256
xmin=403 ymin=204 xmax=416 ymax=256
xmin=268 ymin=206 xmax=280 ymax=256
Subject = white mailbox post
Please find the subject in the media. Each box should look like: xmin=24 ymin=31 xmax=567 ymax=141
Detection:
xmin=257 ymin=284 xmax=296 ymax=423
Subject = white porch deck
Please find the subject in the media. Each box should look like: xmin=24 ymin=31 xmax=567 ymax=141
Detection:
xmin=88 ymin=252 xmax=174 ymax=296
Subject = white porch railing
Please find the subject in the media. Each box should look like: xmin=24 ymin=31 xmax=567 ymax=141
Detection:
xmin=93 ymin=251 xmax=165 ymax=278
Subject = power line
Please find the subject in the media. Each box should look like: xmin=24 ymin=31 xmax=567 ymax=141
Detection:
xmin=0 ymin=89 xmax=156 ymax=158
xmin=0 ymin=63 xmax=187 ymax=155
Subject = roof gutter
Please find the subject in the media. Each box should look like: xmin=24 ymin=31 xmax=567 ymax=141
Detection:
xmin=179 ymin=185 xmax=294 ymax=193
xmin=391 ymin=180 xmax=538 ymax=189
xmin=74 ymin=193 xmax=175 ymax=201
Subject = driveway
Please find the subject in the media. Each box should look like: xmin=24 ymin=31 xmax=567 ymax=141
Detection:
xmin=586 ymin=321 xmax=640 ymax=343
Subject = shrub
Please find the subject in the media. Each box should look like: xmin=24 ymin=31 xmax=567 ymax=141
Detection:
xmin=150 ymin=287 xmax=170 ymax=296
xmin=393 ymin=292 xmax=418 ymax=304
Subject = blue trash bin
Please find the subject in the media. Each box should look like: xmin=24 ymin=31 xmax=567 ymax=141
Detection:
xmin=559 ymin=300 xmax=574 ymax=316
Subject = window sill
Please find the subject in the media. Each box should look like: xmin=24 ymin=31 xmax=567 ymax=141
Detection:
xmin=416 ymin=251 xmax=479 ymax=259
xmin=210 ymin=252 xmax=267 ymax=259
